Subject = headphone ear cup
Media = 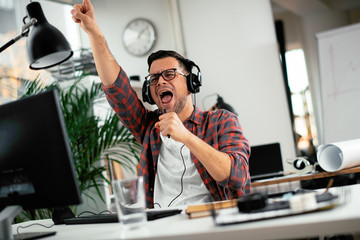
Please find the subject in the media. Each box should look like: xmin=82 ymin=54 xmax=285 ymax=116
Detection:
xmin=142 ymin=81 xmax=155 ymax=105
xmin=187 ymin=73 xmax=201 ymax=93
xmin=186 ymin=61 xmax=202 ymax=93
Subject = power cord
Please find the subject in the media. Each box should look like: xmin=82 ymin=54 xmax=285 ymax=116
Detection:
xmin=77 ymin=210 xmax=113 ymax=217
xmin=16 ymin=223 xmax=55 ymax=235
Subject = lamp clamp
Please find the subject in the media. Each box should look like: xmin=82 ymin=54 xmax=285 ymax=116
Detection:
xmin=21 ymin=17 xmax=38 ymax=37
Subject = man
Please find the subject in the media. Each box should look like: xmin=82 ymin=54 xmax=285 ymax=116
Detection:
xmin=71 ymin=0 xmax=250 ymax=208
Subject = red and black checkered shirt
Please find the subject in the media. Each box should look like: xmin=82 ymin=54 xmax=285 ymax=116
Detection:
xmin=102 ymin=68 xmax=251 ymax=208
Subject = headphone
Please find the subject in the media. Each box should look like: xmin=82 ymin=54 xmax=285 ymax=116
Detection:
xmin=142 ymin=60 xmax=202 ymax=105
xmin=287 ymin=157 xmax=318 ymax=175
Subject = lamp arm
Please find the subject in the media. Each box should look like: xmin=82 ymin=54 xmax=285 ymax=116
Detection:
xmin=0 ymin=18 xmax=37 ymax=53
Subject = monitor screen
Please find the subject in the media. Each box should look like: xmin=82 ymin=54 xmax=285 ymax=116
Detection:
xmin=0 ymin=89 xmax=82 ymax=211
xmin=249 ymin=142 xmax=284 ymax=180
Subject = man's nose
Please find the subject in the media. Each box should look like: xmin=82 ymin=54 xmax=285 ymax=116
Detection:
xmin=157 ymin=75 xmax=167 ymax=85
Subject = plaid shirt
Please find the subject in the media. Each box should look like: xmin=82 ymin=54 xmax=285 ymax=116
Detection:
xmin=103 ymin=68 xmax=251 ymax=208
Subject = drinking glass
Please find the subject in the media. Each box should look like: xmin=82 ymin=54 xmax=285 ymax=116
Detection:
xmin=112 ymin=176 xmax=147 ymax=229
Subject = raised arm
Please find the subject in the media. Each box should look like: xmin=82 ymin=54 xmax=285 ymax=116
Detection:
xmin=71 ymin=0 xmax=119 ymax=86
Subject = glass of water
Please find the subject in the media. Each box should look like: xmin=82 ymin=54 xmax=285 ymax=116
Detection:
xmin=112 ymin=176 xmax=147 ymax=229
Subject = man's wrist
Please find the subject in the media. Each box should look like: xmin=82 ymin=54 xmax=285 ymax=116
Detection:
xmin=181 ymin=129 xmax=196 ymax=146
xmin=88 ymin=26 xmax=104 ymax=41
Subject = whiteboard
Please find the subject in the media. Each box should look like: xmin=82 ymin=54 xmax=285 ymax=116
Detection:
xmin=317 ymin=23 xmax=360 ymax=144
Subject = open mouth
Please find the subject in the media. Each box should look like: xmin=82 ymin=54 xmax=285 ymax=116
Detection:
xmin=159 ymin=90 xmax=173 ymax=104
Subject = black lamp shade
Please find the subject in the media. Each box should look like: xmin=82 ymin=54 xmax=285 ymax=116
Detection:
xmin=26 ymin=2 xmax=73 ymax=70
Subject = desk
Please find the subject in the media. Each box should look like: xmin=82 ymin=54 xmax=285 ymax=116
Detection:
xmin=12 ymin=184 xmax=360 ymax=240
xmin=251 ymin=166 xmax=360 ymax=188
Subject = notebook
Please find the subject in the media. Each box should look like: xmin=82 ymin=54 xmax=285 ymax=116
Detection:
xmin=249 ymin=143 xmax=284 ymax=181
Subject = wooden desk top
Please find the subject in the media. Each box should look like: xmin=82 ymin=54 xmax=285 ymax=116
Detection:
xmin=251 ymin=166 xmax=360 ymax=187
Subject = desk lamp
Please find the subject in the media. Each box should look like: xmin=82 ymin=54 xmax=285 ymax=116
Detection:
xmin=0 ymin=1 xmax=73 ymax=69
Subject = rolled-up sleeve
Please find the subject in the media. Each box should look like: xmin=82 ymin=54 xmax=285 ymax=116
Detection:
xmin=215 ymin=110 xmax=251 ymax=196
xmin=102 ymin=68 xmax=148 ymax=143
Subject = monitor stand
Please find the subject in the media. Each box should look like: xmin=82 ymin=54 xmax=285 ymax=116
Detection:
xmin=0 ymin=205 xmax=22 ymax=240
xmin=0 ymin=205 xmax=56 ymax=240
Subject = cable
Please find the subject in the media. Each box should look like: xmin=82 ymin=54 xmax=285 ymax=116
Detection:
xmin=77 ymin=211 xmax=97 ymax=217
xmin=168 ymin=144 xmax=187 ymax=207
xmin=16 ymin=223 xmax=55 ymax=235
xmin=99 ymin=210 xmax=113 ymax=215
xmin=193 ymin=93 xmax=197 ymax=108
xmin=76 ymin=210 xmax=112 ymax=217
xmin=153 ymin=203 xmax=162 ymax=208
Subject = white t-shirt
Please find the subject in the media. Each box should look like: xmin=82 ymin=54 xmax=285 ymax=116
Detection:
xmin=153 ymin=134 xmax=212 ymax=208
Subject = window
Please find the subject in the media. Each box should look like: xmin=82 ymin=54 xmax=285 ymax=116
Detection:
xmin=0 ymin=0 xmax=15 ymax=34
xmin=285 ymin=49 xmax=317 ymax=158
xmin=0 ymin=1 xmax=81 ymax=104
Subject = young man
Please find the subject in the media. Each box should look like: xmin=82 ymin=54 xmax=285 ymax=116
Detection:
xmin=71 ymin=0 xmax=250 ymax=208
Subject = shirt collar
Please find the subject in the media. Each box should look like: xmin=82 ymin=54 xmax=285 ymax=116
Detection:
xmin=186 ymin=106 xmax=203 ymax=125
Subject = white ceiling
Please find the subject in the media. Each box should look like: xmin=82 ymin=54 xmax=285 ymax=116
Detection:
xmin=45 ymin=0 xmax=360 ymax=13
xmin=45 ymin=0 xmax=82 ymax=5
xmin=272 ymin=0 xmax=360 ymax=16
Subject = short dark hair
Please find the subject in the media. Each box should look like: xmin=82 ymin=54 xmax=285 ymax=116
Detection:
xmin=147 ymin=50 xmax=191 ymax=73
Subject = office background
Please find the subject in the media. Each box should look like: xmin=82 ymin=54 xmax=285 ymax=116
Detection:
xmin=1 ymin=0 xmax=360 ymax=212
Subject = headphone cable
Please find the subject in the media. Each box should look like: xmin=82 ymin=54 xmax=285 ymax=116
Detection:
xmin=168 ymin=144 xmax=187 ymax=207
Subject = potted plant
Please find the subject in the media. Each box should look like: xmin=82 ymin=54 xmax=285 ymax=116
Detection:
xmin=16 ymin=75 xmax=141 ymax=221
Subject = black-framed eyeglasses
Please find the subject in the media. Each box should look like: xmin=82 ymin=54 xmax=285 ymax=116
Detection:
xmin=145 ymin=68 xmax=186 ymax=86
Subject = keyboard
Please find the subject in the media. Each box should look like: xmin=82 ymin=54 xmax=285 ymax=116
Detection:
xmin=64 ymin=209 xmax=182 ymax=225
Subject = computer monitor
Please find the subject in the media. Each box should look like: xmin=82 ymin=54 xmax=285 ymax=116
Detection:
xmin=0 ymin=89 xmax=82 ymax=239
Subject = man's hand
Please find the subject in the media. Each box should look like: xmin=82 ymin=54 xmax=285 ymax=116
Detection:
xmin=71 ymin=0 xmax=98 ymax=34
xmin=156 ymin=111 xmax=231 ymax=182
xmin=70 ymin=0 xmax=120 ymax=86
xmin=155 ymin=112 xmax=191 ymax=143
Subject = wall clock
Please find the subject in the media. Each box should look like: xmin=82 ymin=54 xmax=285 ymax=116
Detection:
xmin=122 ymin=18 xmax=156 ymax=56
